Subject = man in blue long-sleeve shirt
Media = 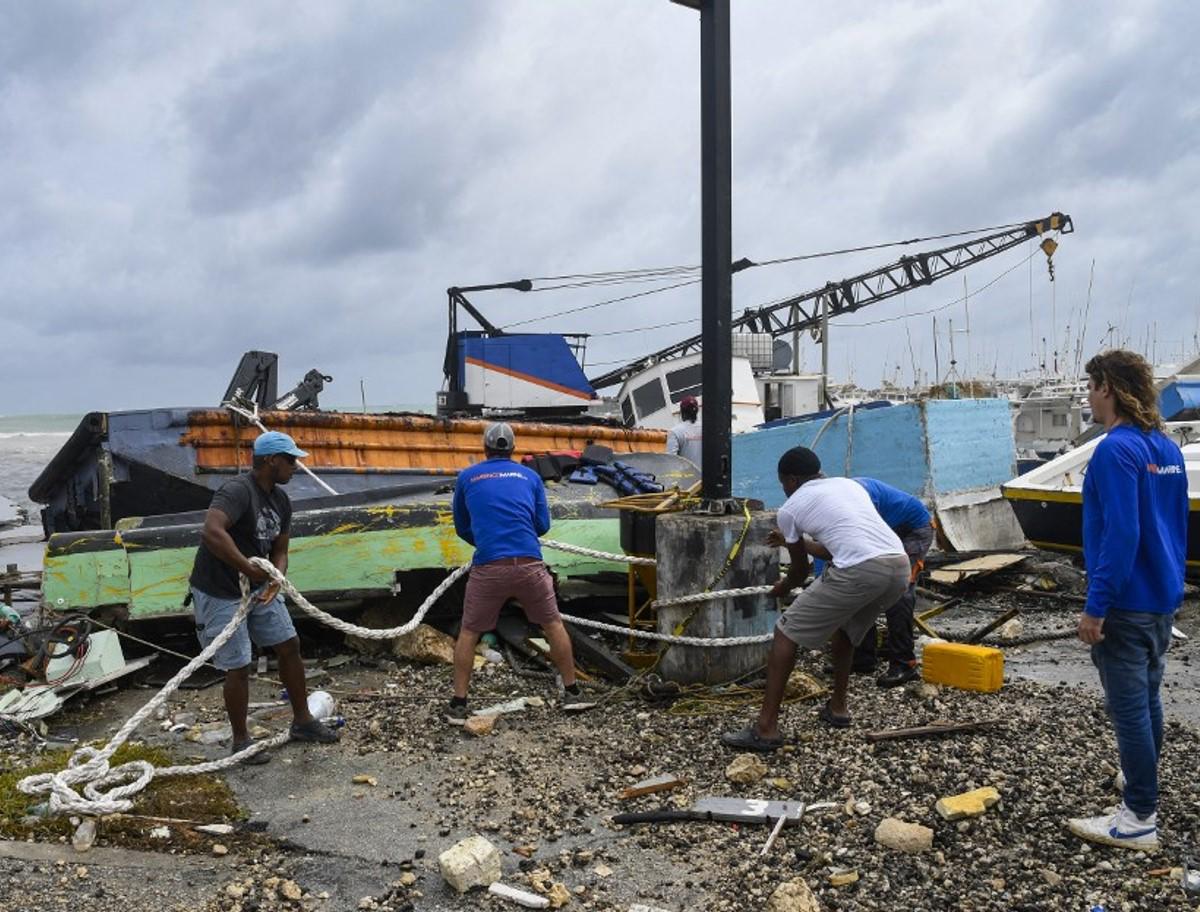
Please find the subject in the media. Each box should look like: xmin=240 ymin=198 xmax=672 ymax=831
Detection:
xmin=1068 ymin=350 xmax=1188 ymax=852
xmin=449 ymin=422 xmax=594 ymax=721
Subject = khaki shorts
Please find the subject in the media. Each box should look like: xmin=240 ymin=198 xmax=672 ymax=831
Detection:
xmin=462 ymin=558 xmax=560 ymax=632
xmin=777 ymin=554 xmax=910 ymax=649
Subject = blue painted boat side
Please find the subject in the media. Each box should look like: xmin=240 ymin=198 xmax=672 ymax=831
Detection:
xmin=733 ymin=398 xmax=1019 ymax=509
xmin=924 ymin=398 xmax=1017 ymax=494
xmin=1160 ymin=380 xmax=1200 ymax=420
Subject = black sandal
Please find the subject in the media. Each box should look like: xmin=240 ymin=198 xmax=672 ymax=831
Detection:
xmin=818 ymin=701 xmax=852 ymax=729
xmin=719 ymin=725 xmax=784 ymax=752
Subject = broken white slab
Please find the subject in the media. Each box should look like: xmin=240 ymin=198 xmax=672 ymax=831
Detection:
xmin=933 ymin=488 xmax=1027 ymax=552
xmin=438 ymin=835 xmax=501 ymax=893
xmin=488 ymin=882 xmax=550 ymax=908
xmin=473 ymin=696 xmax=545 ymax=716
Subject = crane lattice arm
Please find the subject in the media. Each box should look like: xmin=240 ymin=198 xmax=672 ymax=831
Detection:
xmin=587 ymin=212 xmax=1073 ymax=390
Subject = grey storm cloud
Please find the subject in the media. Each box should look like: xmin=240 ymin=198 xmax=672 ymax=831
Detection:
xmin=0 ymin=0 xmax=1198 ymax=416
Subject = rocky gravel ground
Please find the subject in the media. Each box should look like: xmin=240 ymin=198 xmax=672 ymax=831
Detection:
xmin=2 ymin=578 xmax=1199 ymax=911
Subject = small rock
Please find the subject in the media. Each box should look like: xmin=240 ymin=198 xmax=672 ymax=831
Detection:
xmin=768 ymin=777 xmax=794 ymax=791
xmin=149 ymin=826 xmax=171 ymax=840
xmin=226 ymin=883 xmax=246 ymax=900
xmin=828 ymin=869 xmax=859 ymax=887
xmin=280 ymin=879 xmax=303 ymax=900
xmin=352 ymin=774 xmax=378 ymax=787
xmin=996 ymin=618 xmax=1024 ymax=640
xmin=593 ymin=863 xmax=612 ymax=878
xmin=1040 ymin=869 xmax=1063 ymax=887
xmin=398 ymin=872 xmax=417 ymax=887
xmin=74 ymin=866 xmax=88 ymax=879
xmin=211 ymin=843 xmax=228 ymax=856
xmin=547 ymin=881 xmax=571 ymax=908
xmin=514 ymin=844 xmax=538 ymax=858
xmin=725 ymin=753 xmax=768 ymax=784
xmin=464 ymin=714 xmax=497 ymax=737
xmin=874 ymin=817 xmax=934 ymax=854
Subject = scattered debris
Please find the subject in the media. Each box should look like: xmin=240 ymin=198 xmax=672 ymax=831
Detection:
xmin=928 ymin=553 xmax=1026 ymax=586
xmin=874 ymin=817 xmax=934 ymax=854
xmin=474 ymin=695 xmax=546 ymax=716
xmin=767 ymin=877 xmax=822 ymax=912
xmin=828 ymin=869 xmax=859 ymax=887
xmin=194 ymin=823 xmax=235 ymax=836
xmin=725 ymin=754 xmax=767 ymax=784
xmin=71 ymin=818 xmax=96 ymax=852
xmin=935 ymin=786 xmax=1002 ymax=821
xmin=391 ymin=623 xmax=455 ymax=665
xmin=438 ymin=834 xmax=501 ymax=893
xmin=618 ymin=773 xmax=685 ymax=800
xmin=464 ymin=714 xmax=497 ymax=737
xmin=964 ymin=606 xmax=1021 ymax=644
xmin=489 ymin=881 xmax=550 ymax=908
xmin=350 ymin=774 xmax=378 ymax=786
xmin=211 ymin=843 xmax=228 ymax=856
xmin=864 ymin=719 xmax=1000 ymax=743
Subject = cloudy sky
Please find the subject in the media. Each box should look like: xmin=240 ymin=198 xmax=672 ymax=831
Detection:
xmin=1 ymin=0 xmax=1196 ymax=415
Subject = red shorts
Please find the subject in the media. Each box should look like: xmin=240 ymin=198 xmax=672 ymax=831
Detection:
xmin=462 ymin=558 xmax=561 ymax=632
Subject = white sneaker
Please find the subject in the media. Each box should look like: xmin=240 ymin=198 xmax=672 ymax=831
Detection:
xmin=1067 ymin=802 xmax=1159 ymax=852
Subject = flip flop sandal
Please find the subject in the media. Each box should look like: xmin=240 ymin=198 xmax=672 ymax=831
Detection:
xmin=818 ymin=701 xmax=852 ymax=728
xmin=719 ymin=725 xmax=784 ymax=752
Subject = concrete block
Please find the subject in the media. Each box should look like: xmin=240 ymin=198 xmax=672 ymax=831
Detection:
xmin=438 ymin=835 xmax=501 ymax=893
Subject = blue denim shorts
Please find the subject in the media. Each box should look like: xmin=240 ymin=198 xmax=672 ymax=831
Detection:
xmin=191 ymin=587 xmax=297 ymax=671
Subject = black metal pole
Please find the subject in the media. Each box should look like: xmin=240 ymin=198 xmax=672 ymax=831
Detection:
xmin=700 ymin=0 xmax=732 ymax=500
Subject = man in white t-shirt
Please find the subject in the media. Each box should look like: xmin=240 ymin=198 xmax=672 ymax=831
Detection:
xmin=721 ymin=446 xmax=910 ymax=751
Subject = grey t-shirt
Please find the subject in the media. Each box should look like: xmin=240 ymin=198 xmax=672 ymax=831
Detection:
xmin=189 ymin=474 xmax=292 ymax=598
xmin=666 ymin=418 xmax=703 ymax=467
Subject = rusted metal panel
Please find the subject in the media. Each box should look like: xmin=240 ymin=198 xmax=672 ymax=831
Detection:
xmin=181 ymin=410 xmax=667 ymax=475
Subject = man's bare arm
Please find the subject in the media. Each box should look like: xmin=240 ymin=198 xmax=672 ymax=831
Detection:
xmin=770 ymin=539 xmax=811 ymax=598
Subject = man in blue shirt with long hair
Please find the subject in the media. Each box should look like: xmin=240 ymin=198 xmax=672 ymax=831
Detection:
xmin=1067 ymin=350 xmax=1188 ymax=852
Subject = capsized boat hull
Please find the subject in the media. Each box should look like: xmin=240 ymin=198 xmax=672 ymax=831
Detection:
xmin=41 ymin=453 xmax=697 ymax=621
xmin=29 ymin=408 xmax=666 ymax=535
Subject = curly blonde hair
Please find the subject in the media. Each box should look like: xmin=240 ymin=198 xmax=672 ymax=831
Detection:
xmin=1085 ymin=350 xmax=1163 ymax=432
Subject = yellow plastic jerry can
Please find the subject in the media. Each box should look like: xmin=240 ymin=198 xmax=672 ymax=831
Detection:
xmin=921 ymin=642 xmax=1004 ymax=693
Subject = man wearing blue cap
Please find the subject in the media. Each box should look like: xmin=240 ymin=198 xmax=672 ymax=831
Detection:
xmin=189 ymin=431 xmax=339 ymax=762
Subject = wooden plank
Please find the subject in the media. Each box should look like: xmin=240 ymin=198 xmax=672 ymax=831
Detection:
xmin=618 ymin=773 xmax=686 ymax=800
xmin=928 ymin=553 xmax=1026 ymax=586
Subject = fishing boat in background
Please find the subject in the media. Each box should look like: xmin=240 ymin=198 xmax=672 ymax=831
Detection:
xmin=1001 ymin=421 xmax=1200 ymax=574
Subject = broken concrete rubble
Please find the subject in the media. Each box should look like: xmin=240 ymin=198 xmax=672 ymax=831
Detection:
xmin=724 ymin=753 xmax=767 ymax=784
xmin=767 ymin=877 xmax=822 ymax=912
xmin=873 ymin=817 xmax=934 ymax=854
xmin=935 ymin=786 xmax=1001 ymax=821
xmin=438 ymin=834 xmax=501 ymax=893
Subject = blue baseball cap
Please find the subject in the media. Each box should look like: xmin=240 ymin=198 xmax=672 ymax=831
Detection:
xmin=253 ymin=431 xmax=308 ymax=459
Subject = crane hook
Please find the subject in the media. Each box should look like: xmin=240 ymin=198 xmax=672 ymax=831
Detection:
xmin=1040 ymin=236 xmax=1059 ymax=282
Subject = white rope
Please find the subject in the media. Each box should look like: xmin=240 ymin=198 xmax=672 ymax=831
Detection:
xmin=541 ymin=539 xmax=657 ymax=566
xmin=18 ymin=546 xmax=782 ymax=816
xmin=560 ymin=612 xmax=775 ymax=646
xmin=17 ymin=560 xmax=467 ymax=817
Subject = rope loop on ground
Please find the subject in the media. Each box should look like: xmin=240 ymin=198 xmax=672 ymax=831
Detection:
xmin=18 ymin=548 xmax=781 ymax=816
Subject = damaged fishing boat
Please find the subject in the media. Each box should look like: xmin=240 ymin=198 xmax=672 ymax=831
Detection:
xmin=1001 ymin=421 xmax=1200 ymax=574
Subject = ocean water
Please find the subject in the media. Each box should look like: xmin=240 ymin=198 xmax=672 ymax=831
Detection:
xmin=0 ymin=414 xmax=80 ymax=518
